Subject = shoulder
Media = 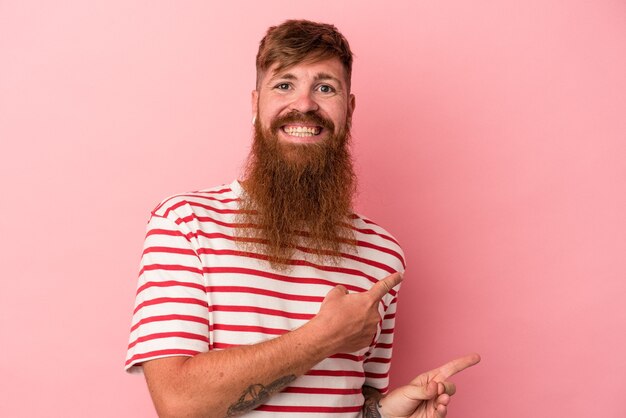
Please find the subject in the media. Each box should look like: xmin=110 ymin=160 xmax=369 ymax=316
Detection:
xmin=349 ymin=213 xmax=406 ymax=273
xmin=149 ymin=181 xmax=242 ymax=221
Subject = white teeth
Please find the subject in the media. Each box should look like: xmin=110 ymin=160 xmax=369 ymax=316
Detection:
xmin=283 ymin=126 xmax=321 ymax=136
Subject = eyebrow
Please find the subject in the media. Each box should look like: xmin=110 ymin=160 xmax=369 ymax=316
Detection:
xmin=314 ymin=72 xmax=342 ymax=85
xmin=269 ymin=72 xmax=343 ymax=86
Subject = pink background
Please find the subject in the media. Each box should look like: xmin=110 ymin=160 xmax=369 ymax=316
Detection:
xmin=1 ymin=1 xmax=625 ymax=417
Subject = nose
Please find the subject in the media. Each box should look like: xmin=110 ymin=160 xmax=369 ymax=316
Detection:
xmin=290 ymin=90 xmax=319 ymax=113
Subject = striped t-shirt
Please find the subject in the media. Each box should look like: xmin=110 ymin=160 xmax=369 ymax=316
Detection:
xmin=126 ymin=180 xmax=405 ymax=416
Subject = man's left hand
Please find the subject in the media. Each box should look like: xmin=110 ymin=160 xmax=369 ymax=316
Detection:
xmin=377 ymin=353 xmax=481 ymax=418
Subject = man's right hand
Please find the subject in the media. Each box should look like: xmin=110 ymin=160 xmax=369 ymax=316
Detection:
xmin=313 ymin=272 xmax=403 ymax=354
xmin=142 ymin=272 xmax=403 ymax=417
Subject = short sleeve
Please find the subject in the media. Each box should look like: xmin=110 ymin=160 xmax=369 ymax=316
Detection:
xmin=125 ymin=214 xmax=210 ymax=373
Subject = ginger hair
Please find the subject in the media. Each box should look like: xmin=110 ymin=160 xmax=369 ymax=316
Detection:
xmin=255 ymin=19 xmax=354 ymax=89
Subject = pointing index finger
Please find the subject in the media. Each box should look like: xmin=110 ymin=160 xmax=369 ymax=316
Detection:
xmin=437 ymin=353 xmax=481 ymax=380
xmin=368 ymin=272 xmax=403 ymax=300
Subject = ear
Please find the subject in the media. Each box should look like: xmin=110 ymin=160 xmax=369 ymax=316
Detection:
xmin=251 ymin=90 xmax=259 ymax=121
xmin=348 ymin=93 xmax=356 ymax=118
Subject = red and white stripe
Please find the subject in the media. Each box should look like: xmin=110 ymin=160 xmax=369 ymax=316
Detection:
xmin=126 ymin=181 xmax=405 ymax=416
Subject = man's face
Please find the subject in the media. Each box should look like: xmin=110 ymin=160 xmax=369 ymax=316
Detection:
xmin=252 ymin=57 xmax=356 ymax=152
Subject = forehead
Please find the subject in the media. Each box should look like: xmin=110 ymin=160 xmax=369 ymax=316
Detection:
xmin=262 ymin=57 xmax=349 ymax=86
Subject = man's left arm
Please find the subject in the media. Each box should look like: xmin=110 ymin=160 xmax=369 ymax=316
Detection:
xmin=361 ymin=282 xmax=396 ymax=418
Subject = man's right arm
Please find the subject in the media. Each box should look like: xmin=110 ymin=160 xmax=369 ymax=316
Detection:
xmin=142 ymin=273 xmax=403 ymax=418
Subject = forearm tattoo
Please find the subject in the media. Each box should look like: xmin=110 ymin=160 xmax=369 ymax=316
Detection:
xmin=363 ymin=396 xmax=383 ymax=418
xmin=225 ymin=374 xmax=296 ymax=417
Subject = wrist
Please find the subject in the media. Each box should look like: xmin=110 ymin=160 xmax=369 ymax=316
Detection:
xmin=295 ymin=316 xmax=337 ymax=361
xmin=305 ymin=314 xmax=342 ymax=356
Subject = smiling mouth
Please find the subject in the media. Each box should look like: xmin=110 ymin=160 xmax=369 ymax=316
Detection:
xmin=282 ymin=125 xmax=322 ymax=137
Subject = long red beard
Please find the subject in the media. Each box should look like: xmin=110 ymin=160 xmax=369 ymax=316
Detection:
xmin=237 ymin=112 xmax=357 ymax=268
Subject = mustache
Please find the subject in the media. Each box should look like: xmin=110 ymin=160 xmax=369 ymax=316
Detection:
xmin=269 ymin=110 xmax=335 ymax=133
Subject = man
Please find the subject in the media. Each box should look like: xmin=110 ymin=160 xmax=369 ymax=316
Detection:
xmin=126 ymin=19 xmax=479 ymax=417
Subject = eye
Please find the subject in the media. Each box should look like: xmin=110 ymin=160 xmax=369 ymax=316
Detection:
xmin=318 ymin=84 xmax=335 ymax=93
xmin=274 ymin=83 xmax=291 ymax=90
